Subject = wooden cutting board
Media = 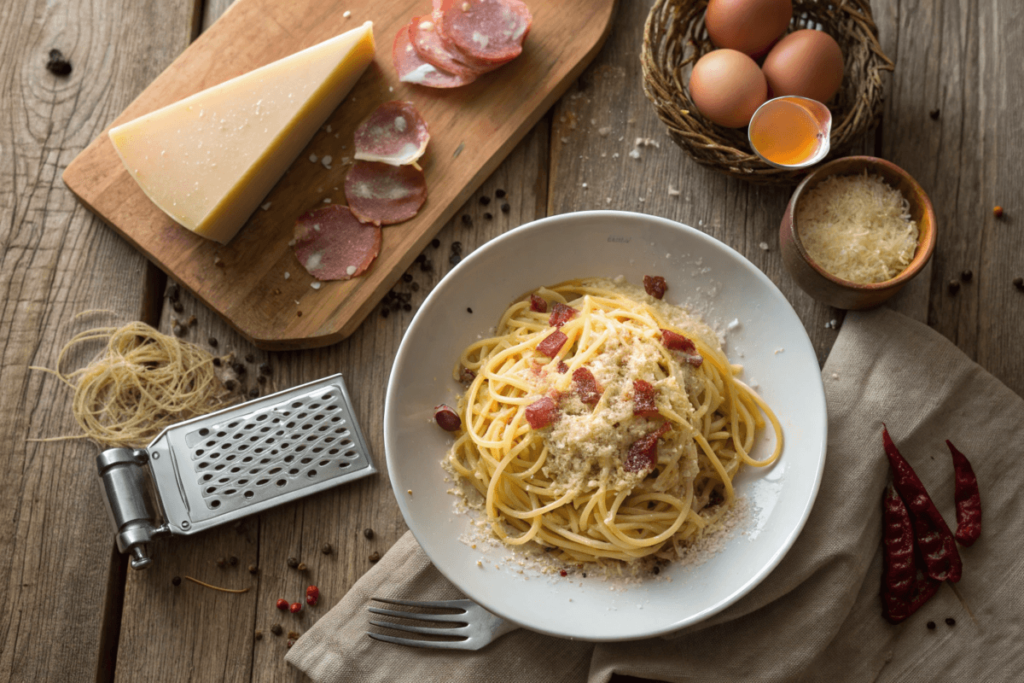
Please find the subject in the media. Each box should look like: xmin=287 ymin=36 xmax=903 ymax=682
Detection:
xmin=63 ymin=0 xmax=617 ymax=350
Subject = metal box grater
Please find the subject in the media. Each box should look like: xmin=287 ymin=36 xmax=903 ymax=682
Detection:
xmin=96 ymin=374 xmax=375 ymax=569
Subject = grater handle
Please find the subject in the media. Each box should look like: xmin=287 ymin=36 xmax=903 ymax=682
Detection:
xmin=96 ymin=448 xmax=169 ymax=570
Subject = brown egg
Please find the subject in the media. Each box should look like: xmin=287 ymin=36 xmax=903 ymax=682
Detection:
xmin=762 ymin=29 xmax=845 ymax=103
xmin=706 ymin=0 xmax=793 ymax=57
xmin=688 ymin=49 xmax=767 ymax=129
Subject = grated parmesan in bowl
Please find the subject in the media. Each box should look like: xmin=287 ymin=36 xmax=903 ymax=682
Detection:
xmin=796 ymin=171 xmax=919 ymax=284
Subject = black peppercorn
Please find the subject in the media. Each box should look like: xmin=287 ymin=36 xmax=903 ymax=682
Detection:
xmin=449 ymin=254 xmax=461 ymax=265
xmin=172 ymin=576 xmax=181 ymax=586
xmin=248 ymin=564 xmax=259 ymax=574
xmin=501 ymin=203 xmax=510 ymax=213
xmin=173 ymin=324 xmax=185 ymax=337
xmin=232 ymin=362 xmax=246 ymax=376
xmin=228 ymin=555 xmax=238 ymax=566
xmin=411 ymin=282 xmax=420 ymax=292
xmin=257 ymin=375 xmax=266 ymax=385
xmin=402 ymin=273 xmax=413 ymax=283
xmin=451 ymin=241 xmax=462 ymax=253
xmin=653 ymin=566 xmax=660 ymax=575
xmin=467 ymin=307 xmax=473 ymax=314
xmin=255 ymin=630 xmax=263 ymax=641
xmin=945 ymin=617 xmax=956 ymax=626
xmin=259 ymin=362 xmax=271 ymax=376
xmin=208 ymin=337 xmax=219 ymax=347
xmin=1014 ymin=278 xmax=1024 ymax=291
xmin=270 ymin=624 xmax=283 ymax=636
xmin=363 ymin=528 xmax=374 ymax=539
xmin=403 ymin=303 xmax=411 ymax=312
xmin=224 ymin=379 xmax=237 ymax=391
xmin=420 ymin=259 xmax=432 ymax=272
xmin=483 ymin=212 xmax=493 ymax=220
xmin=430 ymin=238 xmax=440 ymax=248
xmin=461 ymin=214 xmax=472 ymax=226
xmin=172 ymin=301 xmax=184 ymax=313
xmin=415 ymin=253 xmax=426 ymax=263
xmin=479 ymin=196 xmax=491 ymax=206
xmin=244 ymin=353 xmax=254 ymax=363
xmin=948 ymin=280 xmax=960 ymax=295
xmin=46 ymin=49 xmax=72 ymax=76
xmin=248 ymin=388 xmax=259 ymax=398
xmin=495 ymin=189 xmax=506 ymax=198
xmin=961 ymin=270 xmax=973 ymax=282
xmin=322 ymin=543 xmax=333 ymax=555
xmin=287 ymin=557 xmax=299 ymax=568
xmin=216 ymin=557 xmax=227 ymax=568
xmin=369 ymin=551 xmax=381 ymax=562
xmin=213 ymin=357 xmax=222 ymax=367
xmin=381 ymin=308 xmax=390 ymax=318
xmin=929 ymin=109 xmax=940 ymax=120
xmin=927 ymin=621 xmax=936 ymax=630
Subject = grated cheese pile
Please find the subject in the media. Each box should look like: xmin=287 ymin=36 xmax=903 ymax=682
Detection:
xmin=797 ymin=172 xmax=919 ymax=284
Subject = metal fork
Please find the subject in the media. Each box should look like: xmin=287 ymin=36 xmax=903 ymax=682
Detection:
xmin=366 ymin=597 xmax=520 ymax=650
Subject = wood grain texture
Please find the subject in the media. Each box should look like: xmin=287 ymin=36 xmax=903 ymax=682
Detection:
xmin=62 ymin=0 xmax=616 ymax=350
xmin=880 ymin=0 xmax=1024 ymax=395
xmin=0 ymin=0 xmax=198 ymax=681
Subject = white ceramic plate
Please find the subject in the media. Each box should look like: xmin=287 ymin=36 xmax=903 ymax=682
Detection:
xmin=383 ymin=211 xmax=826 ymax=641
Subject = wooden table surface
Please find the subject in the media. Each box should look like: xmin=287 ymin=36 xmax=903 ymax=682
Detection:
xmin=2 ymin=0 xmax=1021 ymax=681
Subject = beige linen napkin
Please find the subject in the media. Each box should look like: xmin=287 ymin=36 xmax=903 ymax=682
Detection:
xmin=288 ymin=308 xmax=1024 ymax=682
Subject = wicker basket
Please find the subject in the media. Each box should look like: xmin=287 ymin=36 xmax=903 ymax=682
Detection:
xmin=642 ymin=0 xmax=894 ymax=185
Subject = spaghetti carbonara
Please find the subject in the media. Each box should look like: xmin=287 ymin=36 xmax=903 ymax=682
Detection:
xmin=443 ymin=278 xmax=782 ymax=566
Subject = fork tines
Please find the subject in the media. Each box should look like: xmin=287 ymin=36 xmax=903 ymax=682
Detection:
xmin=366 ymin=597 xmax=473 ymax=649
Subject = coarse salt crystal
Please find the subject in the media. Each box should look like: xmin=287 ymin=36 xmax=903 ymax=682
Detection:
xmin=261 ymin=202 xmax=272 ymax=210
xmin=311 ymin=282 xmax=321 ymax=290
xmin=668 ymin=185 xmax=681 ymax=197
xmin=759 ymin=242 xmax=769 ymax=251
xmin=346 ymin=265 xmax=357 ymax=275
xmin=309 ymin=153 xmax=318 ymax=163
xmin=343 ymin=10 xmax=351 ymax=18
xmin=284 ymin=271 xmax=290 ymax=280
xmin=321 ymin=155 xmax=332 ymax=169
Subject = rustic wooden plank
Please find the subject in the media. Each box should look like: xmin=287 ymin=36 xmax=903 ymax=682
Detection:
xmin=62 ymin=0 xmax=616 ymax=350
xmin=881 ymin=0 xmax=1024 ymax=395
xmin=547 ymin=0 xmax=860 ymax=366
xmin=0 ymin=0 xmax=199 ymax=681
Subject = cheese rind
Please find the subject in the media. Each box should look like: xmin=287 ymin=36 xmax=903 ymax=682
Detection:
xmin=109 ymin=22 xmax=375 ymax=244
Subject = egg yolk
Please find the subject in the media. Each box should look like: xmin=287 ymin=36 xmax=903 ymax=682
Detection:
xmin=749 ymin=100 xmax=823 ymax=166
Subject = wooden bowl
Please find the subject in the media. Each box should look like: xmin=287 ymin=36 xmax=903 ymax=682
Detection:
xmin=779 ymin=156 xmax=936 ymax=310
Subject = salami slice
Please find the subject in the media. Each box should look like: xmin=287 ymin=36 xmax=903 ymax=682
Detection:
xmin=408 ymin=16 xmax=482 ymax=79
xmin=438 ymin=0 xmax=532 ymax=63
xmin=292 ymin=205 xmax=381 ymax=281
xmin=354 ymin=101 xmax=431 ymax=167
xmin=345 ymin=160 xmax=427 ymax=226
xmin=393 ymin=24 xmax=476 ymax=89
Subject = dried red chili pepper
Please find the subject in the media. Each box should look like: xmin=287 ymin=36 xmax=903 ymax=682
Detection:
xmin=947 ymin=440 xmax=981 ymax=546
xmin=882 ymin=426 xmax=962 ymax=583
xmin=881 ymin=484 xmax=942 ymax=624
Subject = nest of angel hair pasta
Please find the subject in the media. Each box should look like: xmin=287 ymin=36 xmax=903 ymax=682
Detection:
xmin=641 ymin=0 xmax=893 ymax=185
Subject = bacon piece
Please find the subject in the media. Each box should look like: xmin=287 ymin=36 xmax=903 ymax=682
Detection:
xmin=536 ymin=330 xmax=567 ymax=358
xmin=529 ymin=294 xmax=548 ymax=313
xmin=292 ymin=205 xmax=381 ymax=281
xmin=393 ymin=25 xmax=477 ymax=88
xmin=643 ymin=275 xmax=668 ymax=299
xmin=572 ymin=367 xmax=601 ymax=405
xmin=660 ymin=329 xmax=696 ymax=353
xmin=632 ymin=379 xmax=659 ymax=418
xmin=345 ymin=161 xmax=427 ymax=226
xmin=408 ymin=16 xmax=484 ymax=79
xmin=354 ymin=101 xmax=431 ymax=167
xmin=548 ymin=302 xmax=576 ymax=328
xmin=439 ymin=0 xmax=532 ymax=63
xmin=525 ymin=397 xmax=558 ymax=429
xmin=434 ymin=404 xmax=461 ymax=431
xmin=624 ymin=423 xmax=671 ymax=473
xmin=686 ymin=354 xmax=704 ymax=368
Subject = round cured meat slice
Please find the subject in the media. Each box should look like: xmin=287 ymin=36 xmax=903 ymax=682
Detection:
xmin=345 ymin=161 xmax=427 ymax=226
xmin=292 ymin=205 xmax=381 ymax=281
xmin=393 ymin=24 xmax=476 ymax=89
xmin=408 ymin=16 xmax=481 ymax=78
xmin=439 ymin=0 xmax=532 ymax=63
xmin=354 ymin=101 xmax=430 ymax=168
